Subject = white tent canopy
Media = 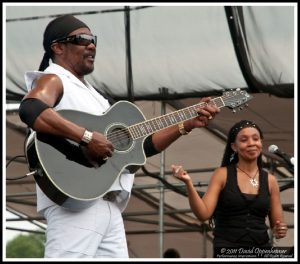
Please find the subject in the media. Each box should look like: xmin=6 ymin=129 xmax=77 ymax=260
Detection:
xmin=6 ymin=4 xmax=294 ymax=101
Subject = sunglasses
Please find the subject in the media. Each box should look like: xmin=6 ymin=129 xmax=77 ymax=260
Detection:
xmin=52 ymin=34 xmax=97 ymax=47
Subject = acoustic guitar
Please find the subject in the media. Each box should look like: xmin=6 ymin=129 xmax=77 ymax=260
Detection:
xmin=26 ymin=89 xmax=253 ymax=209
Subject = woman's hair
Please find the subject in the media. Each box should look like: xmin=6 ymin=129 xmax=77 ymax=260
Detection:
xmin=220 ymin=120 xmax=264 ymax=167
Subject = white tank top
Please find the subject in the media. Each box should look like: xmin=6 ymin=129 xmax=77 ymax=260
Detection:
xmin=24 ymin=63 xmax=134 ymax=212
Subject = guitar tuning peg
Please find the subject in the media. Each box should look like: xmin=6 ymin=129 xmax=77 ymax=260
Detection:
xmin=239 ymin=106 xmax=244 ymax=110
xmin=232 ymin=109 xmax=236 ymax=113
xmin=245 ymin=103 xmax=249 ymax=107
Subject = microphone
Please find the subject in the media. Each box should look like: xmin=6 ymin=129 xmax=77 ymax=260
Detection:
xmin=268 ymin=145 xmax=294 ymax=168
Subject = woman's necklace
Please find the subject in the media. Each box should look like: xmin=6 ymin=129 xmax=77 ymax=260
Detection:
xmin=237 ymin=166 xmax=259 ymax=188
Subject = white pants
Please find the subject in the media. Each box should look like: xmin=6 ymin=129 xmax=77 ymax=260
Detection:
xmin=43 ymin=199 xmax=128 ymax=258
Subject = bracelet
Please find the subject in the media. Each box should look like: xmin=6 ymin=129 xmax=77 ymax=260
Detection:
xmin=80 ymin=129 xmax=93 ymax=146
xmin=178 ymin=122 xmax=190 ymax=135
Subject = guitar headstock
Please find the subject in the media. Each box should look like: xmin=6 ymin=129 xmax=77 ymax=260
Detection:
xmin=222 ymin=88 xmax=253 ymax=113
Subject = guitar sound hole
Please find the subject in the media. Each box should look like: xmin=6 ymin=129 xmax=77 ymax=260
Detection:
xmin=107 ymin=126 xmax=132 ymax=151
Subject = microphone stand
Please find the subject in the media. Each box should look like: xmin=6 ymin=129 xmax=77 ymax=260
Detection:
xmin=279 ymin=157 xmax=294 ymax=175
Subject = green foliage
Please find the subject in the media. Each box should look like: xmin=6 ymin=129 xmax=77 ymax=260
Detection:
xmin=6 ymin=233 xmax=45 ymax=258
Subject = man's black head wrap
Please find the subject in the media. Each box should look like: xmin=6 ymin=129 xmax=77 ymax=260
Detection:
xmin=39 ymin=14 xmax=90 ymax=71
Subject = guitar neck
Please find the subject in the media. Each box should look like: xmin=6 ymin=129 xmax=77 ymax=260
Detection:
xmin=128 ymin=96 xmax=225 ymax=139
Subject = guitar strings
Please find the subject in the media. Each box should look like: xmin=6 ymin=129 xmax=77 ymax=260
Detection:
xmin=105 ymin=93 xmax=241 ymax=144
xmin=105 ymin=93 xmax=238 ymax=144
xmin=105 ymin=104 xmax=202 ymax=143
xmin=106 ymin=93 xmax=240 ymax=143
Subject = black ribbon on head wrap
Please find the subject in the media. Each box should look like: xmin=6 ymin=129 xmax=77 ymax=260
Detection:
xmin=38 ymin=14 xmax=90 ymax=71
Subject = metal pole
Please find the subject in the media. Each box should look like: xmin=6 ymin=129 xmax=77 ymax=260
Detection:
xmin=159 ymin=87 xmax=168 ymax=258
xmin=159 ymin=94 xmax=166 ymax=258
xmin=202 ymin=223 xmax=207 ymax=257
xmin=124 ymin=6 xmax=134 ymax=102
